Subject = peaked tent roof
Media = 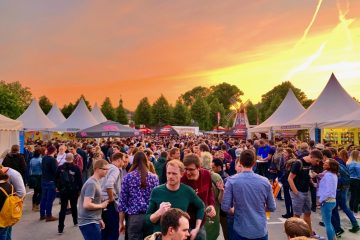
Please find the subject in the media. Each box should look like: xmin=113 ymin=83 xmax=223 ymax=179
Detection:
xmin=17 ymin=99 xmax=56 ymax=130
xmin=0 ymin=114 xmax=22 ymax=131
xmin=249 ymin=89 xmax=305 ymax=133
xmin=47 ymin=103 xmax=66 ymax=125
xmin=321 ymin=108 xmax=360 ymax=128
xmin=53 ymin=99 xmax=98 ymax=132
xmin=91 ymin=103 xmax=107 ymax=123
xmin=278 ymin=73 xmax=360 ymax=130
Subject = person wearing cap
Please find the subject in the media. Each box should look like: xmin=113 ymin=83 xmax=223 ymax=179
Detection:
xmin=40 ymin=145 xmax=58 ymax=222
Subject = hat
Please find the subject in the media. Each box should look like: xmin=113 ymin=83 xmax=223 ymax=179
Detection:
xmin=315 ymin=143 xmax=325 ymax=150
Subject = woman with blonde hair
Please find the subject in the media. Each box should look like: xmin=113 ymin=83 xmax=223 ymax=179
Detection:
xmin=347 ymin=150 xmax=360 ymax=219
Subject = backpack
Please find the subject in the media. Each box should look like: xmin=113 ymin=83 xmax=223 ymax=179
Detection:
xmin=58 ymin=166 xmax=77 ymax=193
xmin=0 ymin=185 xmax=23 ymax=227
xmin=338 ymin=164 xmax=351 ymax=188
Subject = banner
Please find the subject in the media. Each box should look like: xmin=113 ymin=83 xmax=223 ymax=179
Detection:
xmin=19 ymin=131 xmax=25 ymax=154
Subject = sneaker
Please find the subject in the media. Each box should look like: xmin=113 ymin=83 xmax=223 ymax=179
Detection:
xmin=40 ymin=216 xmax=46 ymax=221
xmin=45 ymin=216 xmax=58 ymax=222
xmin=349 ymin=226 xmax=360 ymax=233
xmin=336 ymin=228 xmax=345 ymax=237
xmin=312 ymin=232 xmax=325 ymax=240
xmin=58 ymin=230 xmax=63 ymax=235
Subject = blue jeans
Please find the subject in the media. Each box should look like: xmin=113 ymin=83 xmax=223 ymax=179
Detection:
xmin=79 ymin=223 xmax=101 ymax=240
xmin=332 ymin=188 xmax=359 ymax=231
xmin=101 ymin=202 xmax=119 ymax=240
xmin=233 ymin=230 xmax=268 ymax=240
xmin=40 ymin=181 xmax=56 ymax=217
xmin=0 ymin=227 xmax=11 ymax=240
xmin=321 ymin=202 xmax=336 ymax=240
xmin=227 ymin=215 xmax=235 ymax=240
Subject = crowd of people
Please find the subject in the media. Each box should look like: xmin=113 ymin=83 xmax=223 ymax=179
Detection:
xmin=0 ymin=135 xmax=360 ymax=240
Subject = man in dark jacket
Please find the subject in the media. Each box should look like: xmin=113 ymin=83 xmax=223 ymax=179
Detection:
xmin=55 ymin=153 xmax=82 ymax=234
xmin=154 ymin=151 xmax=168 ymax=184
xmin=2 ymin=145 xmax=26 ymax=183
xmin=40 ymin=145 xmax=58 ymax=221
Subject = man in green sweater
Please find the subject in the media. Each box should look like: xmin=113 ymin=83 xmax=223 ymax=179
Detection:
xmin=146 ymin=160 xmax=205 ymax=240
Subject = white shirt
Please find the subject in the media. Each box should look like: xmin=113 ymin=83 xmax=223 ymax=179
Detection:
xmin=56 ymin=153 xmax=67 ymax=166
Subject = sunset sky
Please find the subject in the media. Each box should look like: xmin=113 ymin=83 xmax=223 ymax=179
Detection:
xmin=1 ymin=0 xmax=360 ymax=110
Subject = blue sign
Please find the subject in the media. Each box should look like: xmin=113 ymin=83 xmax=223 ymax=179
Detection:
xmin=19 ymin=131 xmax=25 ymax=154
xmin=315 ymin=128 xmax=321 ymax=144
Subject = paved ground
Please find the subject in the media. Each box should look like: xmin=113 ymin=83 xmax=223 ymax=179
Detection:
xmin=13 ymin=190 xmax=360 ymax=240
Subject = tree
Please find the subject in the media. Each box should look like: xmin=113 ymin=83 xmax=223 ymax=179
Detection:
xmin=61 ymin=103 xmax=75 ymax=118
xmin=258 ymin=81 xmax=309 ymax=122
xmin=208 ymin=98 xmax=225 ymax=128
xmin=115 ymin=98 xmax=128 ymax=124
xmin=246 ymin=101 xmax=258 ymax=125
xmin=302 ymin=99 xmax=314 ymax=109
xmin=172 ymin=100 xmax=191 ymax=126
xmin=180 ymin=86 xmax=210 ymax=106
xmin=191 ymin=96 xmax=210 ymax=130
xmin=207 ymin=82 xmax=244 ymax=110
xmin=0 ymin=80 xmax=32 ymax=118
xmin=101 ymin=97 xmax=116 ymax=121
xmin=0 ymin=85 xmax=23 ymax=119
xmin=134 ymin=97 xmax=152 ymax=126
xmin=152 ymin=95 xmax=173 ymax=126
xmin=39 ymin=96 xmax=52 ymax=114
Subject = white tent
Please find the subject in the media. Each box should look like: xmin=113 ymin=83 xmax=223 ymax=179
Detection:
xmin=17 ymin=99 xmax=56 ymax=130
xmin=278 ymin=73 xmax=360 ymax=130
xmin=53 ymin=99 xmax=98 ymax=132
xmin=0 ymin=115 xmax=22 ymax=155
xmin=91 ymin=103 xmax=107 ymax=123
xmin=47 ymin=103 xmax=66 ymax=125
xmin=321 ymin=108 xmax=360 ymax=128
xmin=249 ymin=89 xmax=305 ymax=133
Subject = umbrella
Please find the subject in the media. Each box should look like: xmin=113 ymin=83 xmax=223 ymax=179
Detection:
xmin=153 ymin=125 xmax=179 ymax=136
xmin=76 ymin=120 xmax=138 ymax=138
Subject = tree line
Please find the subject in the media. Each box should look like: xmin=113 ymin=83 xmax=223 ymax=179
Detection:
xmin=0 ymin=80 xmax=314 ymax=130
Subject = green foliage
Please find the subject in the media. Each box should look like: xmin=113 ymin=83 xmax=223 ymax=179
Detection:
xmin=61 ymin=103 xmax=75 ymax=118
xmin=246 ymin=101 xmax=258 ymax=125
xmin=172 ymin=100 xmax=191 ymax=126
xmin=115 ymin=98 xmax=128 ymax=124
xmin=258 ymin=81 xmax=309 ymax=122
xmin=207 ymin=82 xmax=243 ymax=110
xmin=0 ymin=81 xmax=32 ymax=119
xmin=134 ymin=97 xmax=152 ymax=126
xmin=101 ymin=97 xmax=116 ymax=121
xmin=302 ymin=99 xmax=314 ymax=109
xmin=180 ymin=86 xmax=209 ymax=106
xmin=191 ymin=96 xmax=210 ymax=130
xmin=151 ymin=95 xmax=173 ymax=126
xmin=39 ymin=96 xmax=52 ymax=114
xmin=208 ymin=98 xmax=225 ymax=128
xmin=0 ymin=85 xmax=23 ymax=119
